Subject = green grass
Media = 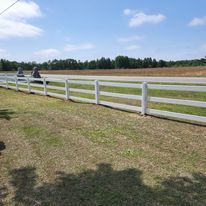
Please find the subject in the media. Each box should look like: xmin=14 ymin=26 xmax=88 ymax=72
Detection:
xmin=1 ymin=88 xmax=206 ymax=205
xmin=23 ymin=126 xmax=63 ymax=146
xmin=6 ymin=80 xmax=206 ymax=120
xmin=50 ymin=81 xmax=206 ymax=118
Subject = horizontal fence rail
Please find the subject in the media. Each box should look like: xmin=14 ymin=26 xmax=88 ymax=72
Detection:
xmin=0 ymin=73 xmax=206 ymax=124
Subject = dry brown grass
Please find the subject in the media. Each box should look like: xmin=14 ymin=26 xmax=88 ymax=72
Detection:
xmin=1 ymin=88 xmax=206 ymax=205
xmin=41 ymin=66 xmax=206 ymax=77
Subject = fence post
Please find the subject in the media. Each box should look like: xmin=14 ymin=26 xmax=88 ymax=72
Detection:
xmin=95 ymin=80 xmax=100 ymax=104
xmin=27 ymin=77 xmax=31 ymax=93
xmin=5 ymin=74 xmax=8 ymax=89
xmin=141 ymin=82 xmax=148 ymax=115
xmin=65 ymin=79 xmax=69 ymax=100
xmin=43 ymin=77 xmax=47 ymax=95
xmin=15 ymin=76 xmax=19 ymax=91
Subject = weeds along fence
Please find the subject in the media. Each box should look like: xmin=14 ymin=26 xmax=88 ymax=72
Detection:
xmin=0 ymin=74 xmax=206 ymax=124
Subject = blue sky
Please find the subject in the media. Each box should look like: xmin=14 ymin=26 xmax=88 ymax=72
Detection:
xmin=0 ymin=0 xmax=206 ymax=62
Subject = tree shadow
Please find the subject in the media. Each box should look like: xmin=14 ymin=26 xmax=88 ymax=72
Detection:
xmin=0 ymin=141 xmax=6 ymax=155
xmin=0 ymin=109 xmax=15 ymax=120
xmin=8 ymin=164 xmax=206 ymax=206
xmin=159 ymin=173 xmax=206 ymax=205
xmin=10 ymin=164 xmax=153 ymax=205
xmin=0 ymin=186 xmax=7 ymax=206
xmin=0 ymin=141 xmax=7 ymax=206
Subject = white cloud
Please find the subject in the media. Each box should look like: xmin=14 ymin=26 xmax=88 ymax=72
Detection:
xmin=1 ymin=0 xmax=42 ymax=20
xmin=129 ymin=12 xmax=166 ymax=27
xmin=64 ymin=43 xmax=95 ymax=52
xmin=123 ymin=9 xmax=136 ymax=16
xmin=125 ymin=45 xmax=141 ymax=51
xmin=0 ymin=19 xmax=42 ymax=38
xmin=118 ymin=35 xmax=142 ymax=43
xmin=124 ymin=9 xmax=166 ymax=27
xmin=189 ymin=17 xmax=206 ymax=27
xmin=34 ymin=43 xmax=96 ymax=59
xmin=0 ymin=0 xmax=43 ymax=38
xmin=34 ymin=49 xmax=61 ymax=58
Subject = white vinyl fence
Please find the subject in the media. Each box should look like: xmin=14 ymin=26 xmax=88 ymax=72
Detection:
xmin=0 ymin=74 xmax=206 ymax=124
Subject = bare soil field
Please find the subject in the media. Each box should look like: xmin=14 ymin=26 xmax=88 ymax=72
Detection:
xmin=42 ymin=66 xmax=206 ymax=77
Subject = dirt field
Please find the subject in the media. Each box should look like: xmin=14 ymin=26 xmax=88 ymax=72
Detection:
xmin=41 ymin=66 xmax=206 ymax=77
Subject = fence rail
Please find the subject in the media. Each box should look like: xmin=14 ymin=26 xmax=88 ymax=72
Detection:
xmin=0 ymin=74 xmax=206 ymax=124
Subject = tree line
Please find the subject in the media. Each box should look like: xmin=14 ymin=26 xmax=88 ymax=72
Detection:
xmin=1 ymin=56 xmax=206 ymax=71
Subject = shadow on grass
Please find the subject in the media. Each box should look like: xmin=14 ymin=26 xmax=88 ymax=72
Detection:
xmin=0 ymin=109 xmax=15 ymax=120
xmin=0 ymin=187 xmax=7 ymax=206
xmin=150 ymin=114 xmax=206 ymax=127
xmin=5 ymin=163 xmax=206 ymax=206
xmin=0 ymin=142 xmax=6 ymax=155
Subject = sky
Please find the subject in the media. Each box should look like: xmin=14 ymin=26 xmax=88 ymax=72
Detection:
xmin=0 ymin=0 xmax=206 ymax=62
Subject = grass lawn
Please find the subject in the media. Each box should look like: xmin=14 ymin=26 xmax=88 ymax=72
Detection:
xmin=1 ymin=88 xmax=206 ymax=205
xmin=28 ymin=80 xmax=206 ymax=118
xmin=7 ymin=79 xmax=206 ymax=118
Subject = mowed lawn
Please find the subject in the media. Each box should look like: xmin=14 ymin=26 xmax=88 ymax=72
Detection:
xmin=1 ymin=88 xmax=206 ymax=205
xmin=7 ymin=80 xmax=206 ymax=118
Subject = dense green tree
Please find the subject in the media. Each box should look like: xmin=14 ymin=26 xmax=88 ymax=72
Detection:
xmin=115 ymin=56 xmax=129 ymax=69
xmin=88 ymin=60 xmax=97 ymax=69
xmin=1 ymin=57 xmax=206 ymax=71
xmin=95 ymin=58 xmax=113 ymax=69
xmin=158 ymin=60 xmax=167 ymax=67
xmin=152 ymin=59 xmax=158 ymax=68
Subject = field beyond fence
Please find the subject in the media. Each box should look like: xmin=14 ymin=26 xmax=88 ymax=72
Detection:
xmin=41 ymin=66 xmax=206 ymax=77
